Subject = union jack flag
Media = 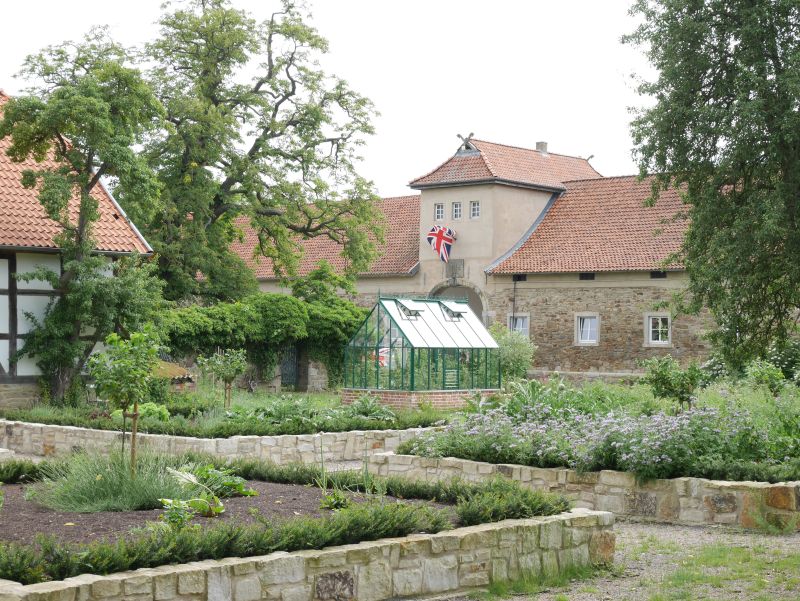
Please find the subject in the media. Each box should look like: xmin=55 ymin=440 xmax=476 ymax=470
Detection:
xmin=426 ymin=225 xmax=457 ymax=263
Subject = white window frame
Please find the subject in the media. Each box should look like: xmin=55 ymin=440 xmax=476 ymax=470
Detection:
xmin=644 ymin=313 xmax=672 ymax=347
xmin=574 ymin=312 xmax=600 ymax=346
xmin=507 ymin=313 xmax=530 ymax=338
xmin=452 ymin=201 xmax=462 ymax=220
xmin=470 ymin=200 xmax=481 ymax=219
xmin=434 ymin=203 xmax=444 ymax=221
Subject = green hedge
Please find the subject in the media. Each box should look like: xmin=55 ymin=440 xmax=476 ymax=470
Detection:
xmin=158 ymin=292 xmax=366 ymax=384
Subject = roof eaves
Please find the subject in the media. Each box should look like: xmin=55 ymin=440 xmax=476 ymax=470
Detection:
xmin=96 ymin=177 xmax=154 ymax=255
xmin=493 ymin=266 xmax=686 ymax=275
xmin=485 ymin=191 xmax=561 ymax=274
xmin=257 ymin=261 xmax=421 ymax=282
xmin=410 ymin=177 xmax=566 ymax=193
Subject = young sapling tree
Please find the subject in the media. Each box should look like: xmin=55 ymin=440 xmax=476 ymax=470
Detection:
xmin=197 ymin=349 xmax=248 ymax=408
xmin=88 ymin=331 xmax=160 ymax=475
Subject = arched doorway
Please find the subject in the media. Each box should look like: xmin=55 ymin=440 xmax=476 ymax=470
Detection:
xmin=431 ymin=284 xmax=484 ymax=321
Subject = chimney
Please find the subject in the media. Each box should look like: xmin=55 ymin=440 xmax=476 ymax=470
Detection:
xmin=536 ymin=141 xmax=548 ymax=155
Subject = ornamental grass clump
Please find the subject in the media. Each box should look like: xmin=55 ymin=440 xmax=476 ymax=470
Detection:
xmin=28 ymin=452 xmax=192 ymax=512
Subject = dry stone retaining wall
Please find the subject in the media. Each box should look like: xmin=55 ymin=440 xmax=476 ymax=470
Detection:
xmin=369 ymin=452 xmax=800 ymax=530
xmin=0 ymin=419 xmax=433 ymax=464
xmin=0 ymin=510 xmax=614 ymax=601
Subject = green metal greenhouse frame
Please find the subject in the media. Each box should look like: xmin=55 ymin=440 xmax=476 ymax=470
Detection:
xmin=343 ymin=297 xmax=501 ymax=391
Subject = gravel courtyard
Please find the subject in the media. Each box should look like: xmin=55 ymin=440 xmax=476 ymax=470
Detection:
xmin=449 ymin=519 xmax=800 ymax=601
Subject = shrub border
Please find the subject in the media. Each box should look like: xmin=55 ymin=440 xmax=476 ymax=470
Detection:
xmin=368 ymin=452 xmax=800 ymax=530
xmin=0 ymin=509 xmax=614 ymax=601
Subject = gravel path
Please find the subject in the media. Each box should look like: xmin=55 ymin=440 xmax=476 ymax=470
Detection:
xmin=443 ymin=519 xmax=800 ymax=601
xmin=528 ymin=520 xmax=800 ymax=601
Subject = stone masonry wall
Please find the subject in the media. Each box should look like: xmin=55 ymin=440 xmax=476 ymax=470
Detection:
xmin=369 ymin=453 xmax=800 ymax=530
xmin=341 ymin=389 xmax=498 ymax=410
xmin=0 ymin=383 xmax=38 ymax=409
xmin=0 ymin=509 xmax=615 ymax=601
xmin=0 ymin=419 xmax=435 ymax=464
xmin=486 ymin=283 xmax=712 ymax=374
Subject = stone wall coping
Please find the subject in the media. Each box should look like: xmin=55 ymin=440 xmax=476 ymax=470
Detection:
xmin=0 ymin=509 xmax=614 ymax=599
xmin=0 ymin=419 xmax=437 ymax=442
xmin=372 ymin=451 xmax=800 ymax=489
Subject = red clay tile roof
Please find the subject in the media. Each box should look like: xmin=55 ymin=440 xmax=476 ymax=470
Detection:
xmin=0 ymin=92 xmax=151 ymax=254
xmin=231 ymin=195 xmax=421 ymax=280
xmin=410 ymin=139 xmax=601 ymax=190
xmin=488 ymin=175 xmax=687 ymax=274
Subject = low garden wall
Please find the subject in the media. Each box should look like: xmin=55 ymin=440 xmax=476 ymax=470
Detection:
xmin=0 ymin=419 xmax=434 ymax=464
xmin=0 ymin=509 xmax=615 ymax=601
xmin=368 ymin=452 xmax=800 ymax=530
xmin=341 ymin=389 xmax=499 ymax=410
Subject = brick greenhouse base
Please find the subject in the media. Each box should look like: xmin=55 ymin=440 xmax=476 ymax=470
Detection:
xmin=340 ymin=388 xmax=500 ymax=410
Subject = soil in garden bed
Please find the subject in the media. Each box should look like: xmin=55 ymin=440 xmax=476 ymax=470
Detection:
xmin=0 ymin=480 xmax=450 ymax=546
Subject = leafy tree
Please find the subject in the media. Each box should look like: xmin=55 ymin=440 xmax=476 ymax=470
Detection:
xmin=488 ymin=323 xmax=536 ymax=382
xmin=88 ymin=331 xmax=160 ymax=475
xmin=197 ymin=349 xmax=248 ymax=408
xmin=626 ymin=0 xmax=800 ymax=367
xmin=118 ymin=0 xmax=382 ymax=301
xmin=0 ymin=30 xmax=165 ymax=402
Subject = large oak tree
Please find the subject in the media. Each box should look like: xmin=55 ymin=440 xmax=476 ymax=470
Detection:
xmin=626 ymin=0 xmax=800 ymax=366
xmin=119 ymin=0 xmax=382 ymax=301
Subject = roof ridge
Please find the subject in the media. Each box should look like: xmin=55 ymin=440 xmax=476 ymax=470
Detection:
xmin=471 ymin=138 xmax=592 ymax=162
xmin=408 ymin=144 xmax=492 ymax=185
xmin=563 ymin=174 xmax=643 ymax=184
xmin=381 ymin=194 xmax=421 ymax=202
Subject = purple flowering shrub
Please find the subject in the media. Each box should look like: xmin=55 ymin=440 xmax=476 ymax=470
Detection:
xmin=400 ymin=404 xmax=780 ymax=481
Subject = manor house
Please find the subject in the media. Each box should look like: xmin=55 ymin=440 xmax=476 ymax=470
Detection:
xmin=235 ymin=137 xmax=710 ymax=381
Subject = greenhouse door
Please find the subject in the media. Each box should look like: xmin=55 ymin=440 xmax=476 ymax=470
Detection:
xmin=443 ymin=349 xmax=460 ymax=390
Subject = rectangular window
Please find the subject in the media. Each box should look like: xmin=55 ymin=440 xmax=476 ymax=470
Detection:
xmin=452 ymin=202 xmax=462 ymax=220
xmin=507 ymin=314 xmax=529 ymax=337
xmin=434 ymin=203 xmax=444 ymax=221
xmin=646 ymin=314 xmax=671 ymax=346
xmin=575 ymin=314 xmax=599 ymax=345
xmin=470 ymin=201 xmax=481 ymax=218
xmin=579 ymin=272 xmax=595 ymax=281
xmin=650 ymin=271 xmax=667 ymax=279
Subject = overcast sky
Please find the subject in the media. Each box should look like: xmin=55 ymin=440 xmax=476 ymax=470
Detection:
xmin=0 ymin=0 xmax=652 ymax=198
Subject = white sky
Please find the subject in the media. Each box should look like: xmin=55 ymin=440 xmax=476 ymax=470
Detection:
xmin=0 ymin=0 xmax=652 ymax=198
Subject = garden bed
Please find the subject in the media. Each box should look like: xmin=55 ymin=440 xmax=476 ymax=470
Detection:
xmin=0 ymin=510 xmax=614 ymax=601
xmin=0 ymin=479 xmax=434 ymax=546
xmin=0 ymin=453 xmax=614 ymax=600
xmin=368 ymin=452 xmax=800 ymax=530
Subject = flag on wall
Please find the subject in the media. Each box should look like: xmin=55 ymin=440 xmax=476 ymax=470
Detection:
xmin=426 ymin=225 xmax=457 ymax=263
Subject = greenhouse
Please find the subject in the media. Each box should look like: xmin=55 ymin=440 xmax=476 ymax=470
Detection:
xmin=343 ymin=297 xmax=500 ymax=391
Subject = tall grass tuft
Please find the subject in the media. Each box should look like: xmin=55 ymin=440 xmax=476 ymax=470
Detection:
xmin=28 ymin=452 xmax=193 ymax=512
